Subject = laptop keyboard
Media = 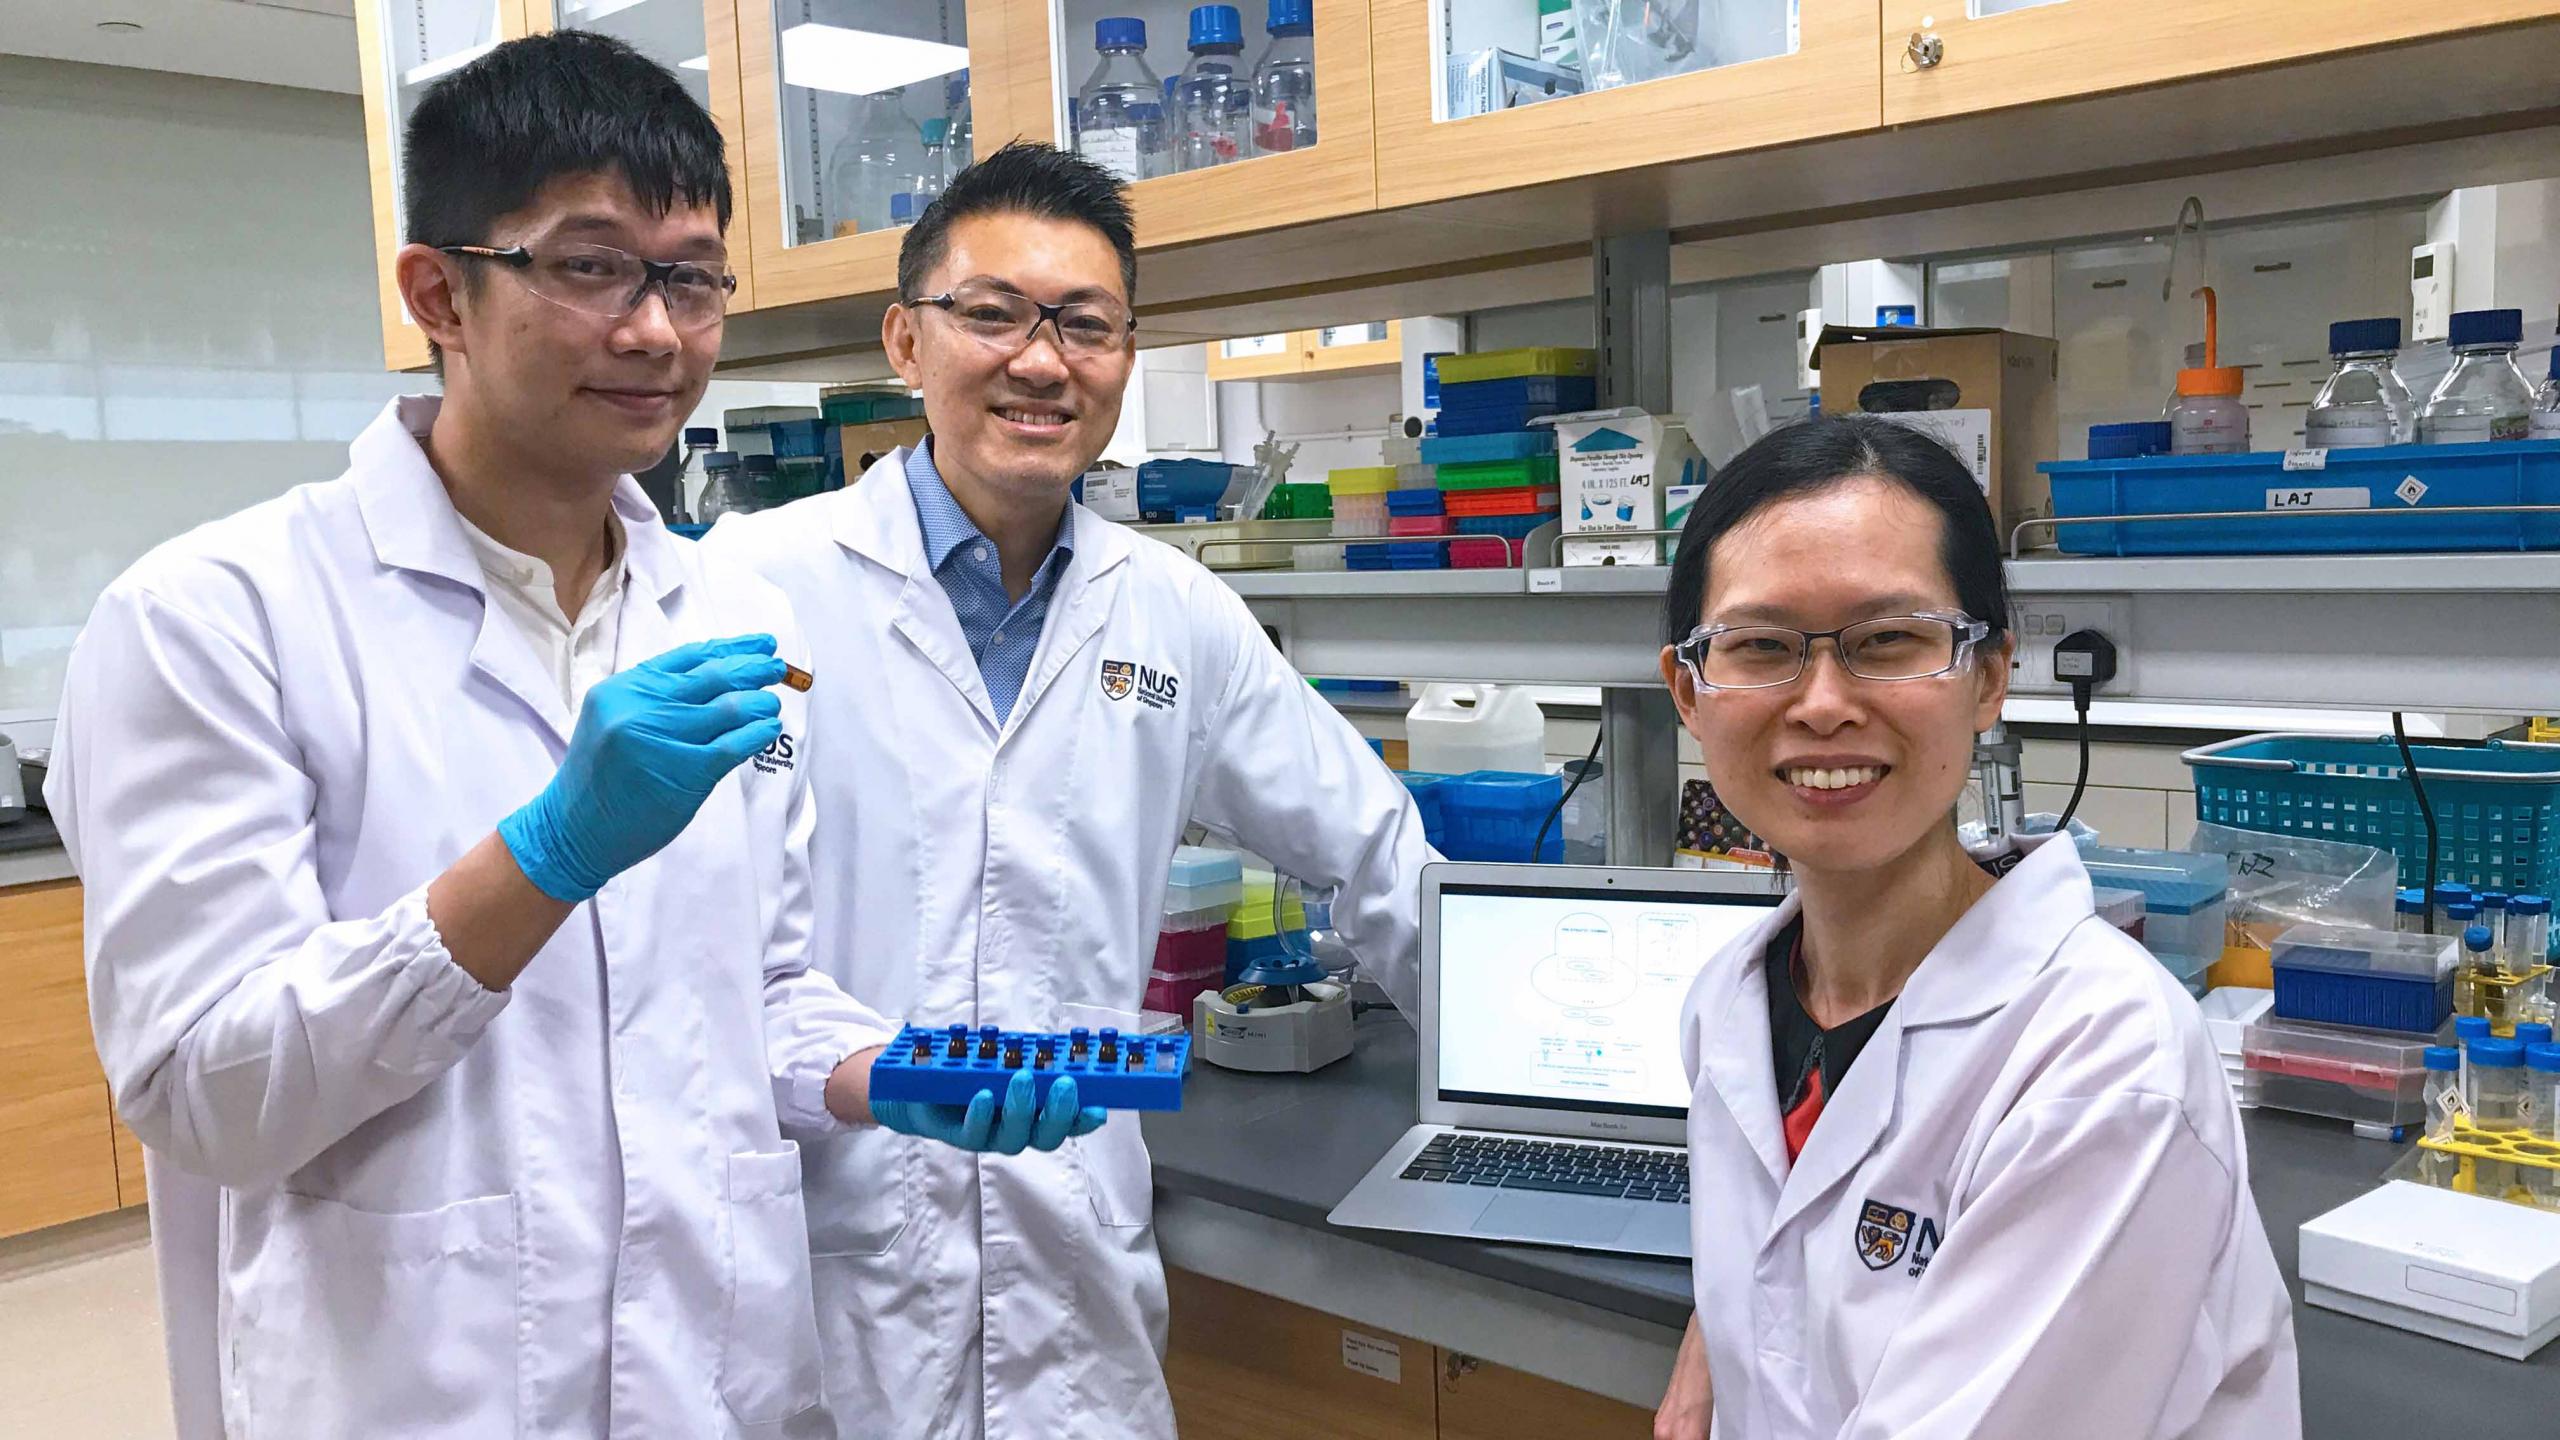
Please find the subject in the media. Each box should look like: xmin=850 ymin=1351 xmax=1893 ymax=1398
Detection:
xmin=1400 ymin=1131 xmax=1690 ymax=1203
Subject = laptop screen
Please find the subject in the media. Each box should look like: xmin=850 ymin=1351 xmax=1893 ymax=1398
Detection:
xmin=1435 ymin=882 xmax=1782 ymax=1120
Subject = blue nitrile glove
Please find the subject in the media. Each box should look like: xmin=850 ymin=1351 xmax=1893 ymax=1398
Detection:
xmin=498 ymin=634 xmax=789 ymax=903
xmin=873 ymin=1068 xmax=1108 ymax=1155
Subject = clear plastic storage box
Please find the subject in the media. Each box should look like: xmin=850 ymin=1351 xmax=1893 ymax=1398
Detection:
xmin=2242 ymin=1015 xmax=2433 ymax=1128
xmin=2080 ymin=844 xmax=2229 ymax=993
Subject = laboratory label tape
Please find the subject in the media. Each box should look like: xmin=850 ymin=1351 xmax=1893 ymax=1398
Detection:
xmin=870 ymin=1024 xmax=1192 ymax=1111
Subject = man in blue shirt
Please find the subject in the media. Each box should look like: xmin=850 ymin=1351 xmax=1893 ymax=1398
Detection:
xmin=700 ymin=142 xmax=1436 ymax=1440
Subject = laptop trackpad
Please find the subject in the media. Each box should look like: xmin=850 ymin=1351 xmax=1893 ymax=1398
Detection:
xmin=1474 ymin=1191 xmax=1633 ymax=1247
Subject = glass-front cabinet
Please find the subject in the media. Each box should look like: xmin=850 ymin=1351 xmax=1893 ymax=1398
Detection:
xmin=536 ymin=0 xmax=762 ymax=307
xmin=1372 ymin=0 xmax=1878 ymax=209
xmin=734 ymin=1 xmax=998 ymax=307
xmin=1028 ymin=0 xmax=1376 ymax=249
xmin=354 ymin=1 xmax=532 ymax=369
xmin=1879 ymin=0 xmax=2551 ymax=125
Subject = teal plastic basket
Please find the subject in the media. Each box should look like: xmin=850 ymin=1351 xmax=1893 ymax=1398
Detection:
xmin=2183 ymin=734 xmax=2560 ymax=895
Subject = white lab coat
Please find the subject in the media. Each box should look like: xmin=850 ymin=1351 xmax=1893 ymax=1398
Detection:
xmin=698 ymin=450 xmax=1433 ymax=1440
xmin=1679 ymin=836 xmax=2301 ymax=1439
xmin=49 ymin=396 xmax=899 ymax=1439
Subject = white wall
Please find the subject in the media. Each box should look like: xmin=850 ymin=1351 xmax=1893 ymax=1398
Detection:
xmin=0 ymin=56 xmax=811 ymax=746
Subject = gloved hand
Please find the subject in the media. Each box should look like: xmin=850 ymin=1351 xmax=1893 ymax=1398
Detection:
xmin=873 ymin=1068 xmax=1108 ymax=1155
xmin=499 ymin=634 xmax=789 ymax=903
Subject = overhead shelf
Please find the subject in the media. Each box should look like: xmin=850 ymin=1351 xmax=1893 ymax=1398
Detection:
xmin=1223 ymin=553 xmax=2560 ymax=715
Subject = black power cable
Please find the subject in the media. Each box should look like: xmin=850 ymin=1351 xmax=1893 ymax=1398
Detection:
xmin=1535 ymin=723 xmax=1607 ymax=864
xmin=2052 ymin=630 xmax=2118 ymax=834
xmin=2394 ymin=711 xmax=2441 ymax=936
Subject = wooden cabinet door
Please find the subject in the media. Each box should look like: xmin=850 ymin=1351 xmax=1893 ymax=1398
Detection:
xmin=351 ymin=0 xmax=546 ymax=371
xmin=531 ymin=1 xmax=764 ymax=310
xmin=993 ymin=0 xmax=1378 ymax=250
xmin=1435 ymin=1349 xmax=1655 ymax=1440
xmin=1162 ymin=1268 xmax=1438 ymax=1440
xmin=1371 ymin=0 xmax=1881 ymax=211
xmin=0 ymin=882 xmax=118 ymax=1237
xmin=1880 ymin=0 xmax=2560 ymax=125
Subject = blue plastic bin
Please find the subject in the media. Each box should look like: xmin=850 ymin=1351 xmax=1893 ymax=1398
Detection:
xmin=1420 ymin=431 xmax=1554 ymax=465
xmin=1346 ymin=541 xmax=1449 ymax=571
xmin=870 ymin=1025 xmax=1190 ymax=1111
xmin=1438 ymin=376 xmax=1595 ymax=411
xmin=762 ymin=417 xmax=833 ymax=459
xmin=1398 ymin=771 xmax=1453 ymax=851
xmin=2185 ymin=734 xmax=2560 ymax=899
xmin=2268 ymin=924 xmax=2456 ymax=1034
xmin=2042 ymin=440 xmax=2560 ymax=556
xmin=1137 ymin=459 xmax=1237 ymax=519
xmin=1454 ymin=512 xmax=1556 ymax=542
xmin=1386 ymin=488 xmax=1447 ymax=516
xmin=1440 ymin=771 xmax=1566 ymax=863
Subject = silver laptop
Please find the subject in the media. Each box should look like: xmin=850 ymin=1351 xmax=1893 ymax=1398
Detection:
xmin=1329 ymin=862 xmax=1784 ymax=1258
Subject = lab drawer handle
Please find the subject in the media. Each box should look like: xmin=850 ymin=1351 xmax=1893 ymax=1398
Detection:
xmin=1904 ymin=31 xmax=1945 ymax=70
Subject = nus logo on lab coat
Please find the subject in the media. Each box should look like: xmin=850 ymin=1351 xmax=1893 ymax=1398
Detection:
xmin=1856 ymin=1198 xmax=1940 ymax=1277
xmin=751 ymin=731 xmax=798 ymax=775
xmin=1100 ymin=658 xmax=1180 ymax=712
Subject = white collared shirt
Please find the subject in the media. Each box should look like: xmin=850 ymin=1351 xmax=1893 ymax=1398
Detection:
xmin=455 ymin=511 xmax=628 ymax=710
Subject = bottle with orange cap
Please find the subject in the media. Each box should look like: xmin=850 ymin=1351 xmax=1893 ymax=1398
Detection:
xmin=2169 ymin=286 xmax=2250 ymax=455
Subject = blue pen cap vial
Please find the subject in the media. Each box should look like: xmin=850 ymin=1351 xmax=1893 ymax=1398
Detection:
xmin=2457 ymin=1015 xmax=2492 ymax=1043
xmin=1189 ymin=4 xmax=1244 ymax=50
xmin=2424 ymin=1045 xmax=2460 ymax=1073
xmin=2464 ymin=924 xmax=2495 ymax=953
xmin=2434 ymin=882 xmax=2475 ymax=908
xmin=2515 ymin=895 xmax=2552 ymax=917
xmin=2448 ymin=902 xmax=2482 ymax=927
xmin=2472 ymin=1038 xmax=2526 ymax=1068
xmin=2447 ymin=308 xmax=2523 ymax=348
xmin=2396 ymin=888 xmax=2426 ymax=916
xmin=2326 ymin=317 xmax=2402 ymax=356
xmin=2517 ymin=1022 xmax=2555 ymax=1049
xmin=1095 ymin=16 xmax=1147 ymax=51
xmin=684 ymin=426 xmax=719 ymax=447
xmin=1267 ymin=0 xmax=1313 ymax=33
xmin=2483 ymin=890 xmax=2511 ymax=913
xmin=2529 ymin=1044 xmax=2560 ymax=1073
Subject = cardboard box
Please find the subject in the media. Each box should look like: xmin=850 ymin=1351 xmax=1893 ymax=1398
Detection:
xmin=1550 ymin=408 xmax=1707 ymax=567
xmin=838 ymin=418 xmax=930 ymax=472
xmin=1082 ymin=466 xmax=1141 ymax=522
xmin=2302 ymin=1181 xmax=2560 ymax=1359
xmin=1814 ymin=325 xmax=2058 ymax=545
xmin=1446 ymin=48 xmax=1584 ymax=118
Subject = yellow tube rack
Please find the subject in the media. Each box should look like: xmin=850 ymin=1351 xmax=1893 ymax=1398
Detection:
xmin=2457 ymin=963 xmax=2553 ymax=1037
xmin=2417 ymin=1119 xmax=2560 ymax=1171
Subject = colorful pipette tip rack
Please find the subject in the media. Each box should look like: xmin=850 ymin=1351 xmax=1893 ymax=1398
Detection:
xmin=870 ymin=1023 xmax=1193 ymax=1111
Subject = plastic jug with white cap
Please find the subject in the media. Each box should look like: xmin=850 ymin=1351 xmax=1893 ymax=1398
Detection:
xmin=1404 ymin=684 xmax=1546 ymax=777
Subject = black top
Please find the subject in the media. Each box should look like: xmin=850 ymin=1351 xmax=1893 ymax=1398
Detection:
xmin=1765 ymin=916 xmax=1896 ymax=1160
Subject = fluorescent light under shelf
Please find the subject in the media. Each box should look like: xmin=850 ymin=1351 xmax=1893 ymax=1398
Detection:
xmin=678 ymin=54 xmax=709 ymax=71
xmin=778 ymin=23 xmax=967 ymax=98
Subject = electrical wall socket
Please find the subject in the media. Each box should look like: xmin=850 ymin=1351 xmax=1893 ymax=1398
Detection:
xmin=2009 ymin=600 xmax=2129 ymax=695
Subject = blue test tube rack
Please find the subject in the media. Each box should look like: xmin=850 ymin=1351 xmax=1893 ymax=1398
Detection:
xmin=869 ymin=1023 xmax=1193 ymax=1111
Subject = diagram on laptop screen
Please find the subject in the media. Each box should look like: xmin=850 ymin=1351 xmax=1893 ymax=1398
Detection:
xmin=1440 ymin=892 xmax=1753 ymax=1110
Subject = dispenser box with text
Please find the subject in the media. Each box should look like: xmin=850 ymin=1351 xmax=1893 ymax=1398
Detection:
xmin=1815 ymin=326 xmax=2058 ymax=543
xmin=839 ymin=418 xmax=930 ymax=472
xmin=1550 ymin=409 xmax=1707 ymax=567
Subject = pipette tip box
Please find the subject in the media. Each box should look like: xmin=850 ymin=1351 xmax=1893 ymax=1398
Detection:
xmin=2301 ymin=1180 xmax=2560 ymax=1359
xmin=870 ymin=1024 xmax=1192 ymax=1111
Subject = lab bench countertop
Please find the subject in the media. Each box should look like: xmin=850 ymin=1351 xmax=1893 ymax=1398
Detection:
xmin=0 ymin=810 xmax=59 ymax=857
xmin=1143 ymin=1010 xmax=2560 ymax=1436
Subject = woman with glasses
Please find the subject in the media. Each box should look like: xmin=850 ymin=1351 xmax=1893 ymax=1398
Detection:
xmin=1648 ymin=416 xmax=2298 ymax=1440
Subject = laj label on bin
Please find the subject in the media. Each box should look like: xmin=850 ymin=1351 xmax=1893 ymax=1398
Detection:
xmin=2263 ymin=486 xmax=2370 ymax=513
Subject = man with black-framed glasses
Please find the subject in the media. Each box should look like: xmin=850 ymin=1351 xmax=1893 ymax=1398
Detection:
xmin=700 ymin=141 xmax=1438 ymax=1440
xmin=49 ymin=32 xmax=1054 ymax=1439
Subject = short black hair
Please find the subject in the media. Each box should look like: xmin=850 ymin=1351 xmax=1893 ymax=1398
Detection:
xmin=402 ymin=30 xmax=731 ymax=250
xmin=898 ymin=140 xmax=1138 ymax=305
xmin=1660 ymin=414 xmax=2013 ymax=646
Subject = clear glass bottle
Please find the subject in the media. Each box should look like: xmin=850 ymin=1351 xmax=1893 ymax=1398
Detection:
xmin=674 ymin=427 xmax=719 ymax=524
xmin=693 ymin=451 xmax=748 ymax=524
xmin=1132 ymin=83 xmax=1171 ymax=180
xmin=2420 ymin=308 xmax=2534 ymax=443
xmin=739 ymin=454 xmax=784 ymax=514
xmin=1249 ymin=0 xmax=1318 ymax=156
xmin=824 ymin=90 xmax=916 ymax=238
xmin=1076 ymin=17 xmax=1160 ymax=184
xmin=945 ymin=71 xmax=973 ymax=172
xmin=2472 ymin=1037 xmax=2529 ymax=1130
xmin=911 ymin=118 xmax=952 ymax=210
xmin=2533 ymin=346 xmax=2560 ymax=441
xmin=1175 ymin=4 xmax=1251 ymax=173
xmin=2395 ymin=887 xmax=2427 ymax=935
xmin=2303 ymin=317 xmax=2414 ymax=448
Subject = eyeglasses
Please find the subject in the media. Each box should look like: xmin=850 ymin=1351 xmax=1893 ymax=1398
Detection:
xmin=902 ymin=282 xmax=1136 ymax=360
xmin=1672 ymin=611 xmax=1993 ymax=691
xmin=437 ymin=242 xmax=736 ymax=330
